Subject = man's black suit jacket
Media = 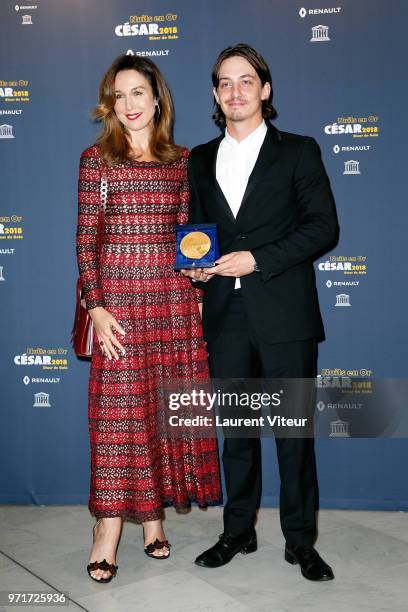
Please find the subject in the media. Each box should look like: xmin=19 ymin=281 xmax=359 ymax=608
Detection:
xmin=188 ymin=122 xmax=339 ymax=346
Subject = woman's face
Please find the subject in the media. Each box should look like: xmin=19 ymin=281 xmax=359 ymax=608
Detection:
xmin=113 ymin=69 xmax=157 ymax=136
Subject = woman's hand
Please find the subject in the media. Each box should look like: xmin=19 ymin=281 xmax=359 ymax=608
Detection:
xmin=88 ymin=307 xmax=126 ymax=361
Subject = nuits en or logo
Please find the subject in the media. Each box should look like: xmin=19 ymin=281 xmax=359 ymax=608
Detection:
xmin=33 ymin=392 xmax=51 ymax=408
xmin=22 ymin=14 xmax=33 ymax=25
xmin=310 ymin=25 xmax=330 ymax=42
xmin=325 ymin=122 xmax=362 ymax=135
xmin=115 ymin=13 xmax=179 ymax=40
xmin=299 ymin=7 xmax=341 ymax=18
xmin=0 ymin=124 xmax=15 ymax=139
xmin=329 ymin=419 xmax=350 ymax=437
xmin=115 ymin=21 xmax=160 ymax=36
xmin=343 ymin=160 xmax=361 ymax=175
xmin=14 ymin=347 xmax=69 ymax=369
xmin=319 ymin=260 xmax=352 ymax=271
xmin=325 ymin=116 xmax=380 ymax=137
xmin=0 ymin=216 xmax=24 ymax=240
xmin=317 ymin=373 xmax=353 ymax=388
xmin=14 ymin=353 xmax=53 ymax=366
xmin=335 ymin=293 xmax=351 ymax=307
xmin=318 ymin=256 xmax=367 ymax=275
xmin=0 ymin=80 xmax=30 ymax=103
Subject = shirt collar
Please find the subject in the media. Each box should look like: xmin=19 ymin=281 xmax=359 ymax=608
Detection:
xmin=224 ymin=120 xmax=267 ymax=148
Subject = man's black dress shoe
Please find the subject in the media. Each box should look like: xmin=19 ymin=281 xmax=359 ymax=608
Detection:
xmin=285 ymin=544 xmax=334 ymax=581
xmin=195 ymin=530 xmax=257 ymax=568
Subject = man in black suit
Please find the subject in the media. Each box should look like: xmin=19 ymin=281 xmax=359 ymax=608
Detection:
xmin=182 ymin=44 xmax=338 ymax=581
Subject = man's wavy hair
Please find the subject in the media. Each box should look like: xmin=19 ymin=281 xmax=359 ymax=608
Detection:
xmin=212 ymin=43 xmax=278 ymax=130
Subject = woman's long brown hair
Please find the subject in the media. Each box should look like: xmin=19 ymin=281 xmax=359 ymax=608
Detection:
xmin=93 ymin=55 xmax=183 ymax=165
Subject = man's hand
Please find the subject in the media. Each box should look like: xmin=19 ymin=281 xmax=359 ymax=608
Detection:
xmin=206 ymin=251 xmax=256 ymax=278
xmin=180 ymin=268 xmax=210 ymax=282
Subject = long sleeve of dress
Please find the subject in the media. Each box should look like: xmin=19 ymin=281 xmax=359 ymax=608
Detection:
xmin=177 ymin=152 xmax=204 ymax=304
xmin=76 ymin=146 xmax=106 ymax=310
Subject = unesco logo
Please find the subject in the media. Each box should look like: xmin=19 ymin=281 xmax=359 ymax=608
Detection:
xmin=310 ymin=25 xmax=330 ymax=42
xmin=330 ymin=419 xmax=350 ymax=437
xmin=33 ymin=392 xmax=51 ymax=407
xmin=343 ymin=160 xmax=361 ymax=175
xmin=0 ymin=124 xmax=15 ymax=139
xmin=335 ymin=294 xmax=351 ymax=307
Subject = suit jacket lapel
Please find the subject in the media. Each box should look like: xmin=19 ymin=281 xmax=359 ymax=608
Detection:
xmin=236 ymin=124 xmax=282 ymax=221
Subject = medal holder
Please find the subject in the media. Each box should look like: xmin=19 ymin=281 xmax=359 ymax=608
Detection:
xmin=174 ymin=223 xmax=220 ymax=269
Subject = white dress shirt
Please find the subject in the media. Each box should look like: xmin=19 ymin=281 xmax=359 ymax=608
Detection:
xmin=216 ymin=120 xmax=267 ymax=288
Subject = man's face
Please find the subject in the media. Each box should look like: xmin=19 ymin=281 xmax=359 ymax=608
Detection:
xmin=213 ymin=56 xmax=271 ymax=126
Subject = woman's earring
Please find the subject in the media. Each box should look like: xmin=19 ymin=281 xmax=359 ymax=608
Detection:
xmin=155 ymin=103 xmax=161 ymax=116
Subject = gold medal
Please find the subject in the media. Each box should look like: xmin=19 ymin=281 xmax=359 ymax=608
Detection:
xmin=180 ymin=231 xmax=211 ymax=259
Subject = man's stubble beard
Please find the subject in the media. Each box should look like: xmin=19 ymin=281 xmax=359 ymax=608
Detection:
xmin=224 ymin=107 xmax=247 ymax=123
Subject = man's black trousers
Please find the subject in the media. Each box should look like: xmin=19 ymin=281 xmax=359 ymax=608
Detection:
xmin=207 ymin=290 xmax=319 ymax=547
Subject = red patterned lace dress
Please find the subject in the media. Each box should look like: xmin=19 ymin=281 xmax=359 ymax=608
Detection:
xmin=76 ymin=145 xmax=221 ymax=521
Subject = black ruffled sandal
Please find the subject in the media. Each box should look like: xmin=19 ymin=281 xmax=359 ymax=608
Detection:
xmin=87 ymin=519 xmax=118 ymax=583
xmin=87 ymin=558 xmax=118 ymax=583
xmin=144 ymin=538 xmax=171 ymax=560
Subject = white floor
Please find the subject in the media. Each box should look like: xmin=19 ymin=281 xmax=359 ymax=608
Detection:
xmin=0 ymin=505 xmax=407 ymax=612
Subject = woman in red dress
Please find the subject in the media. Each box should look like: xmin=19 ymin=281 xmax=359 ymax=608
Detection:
xmin=76 ymin=55 xmax=221 ymax=582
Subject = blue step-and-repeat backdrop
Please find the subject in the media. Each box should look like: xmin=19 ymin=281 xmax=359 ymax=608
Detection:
xmin=1 ymin=0 xmax=407 ymax=509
